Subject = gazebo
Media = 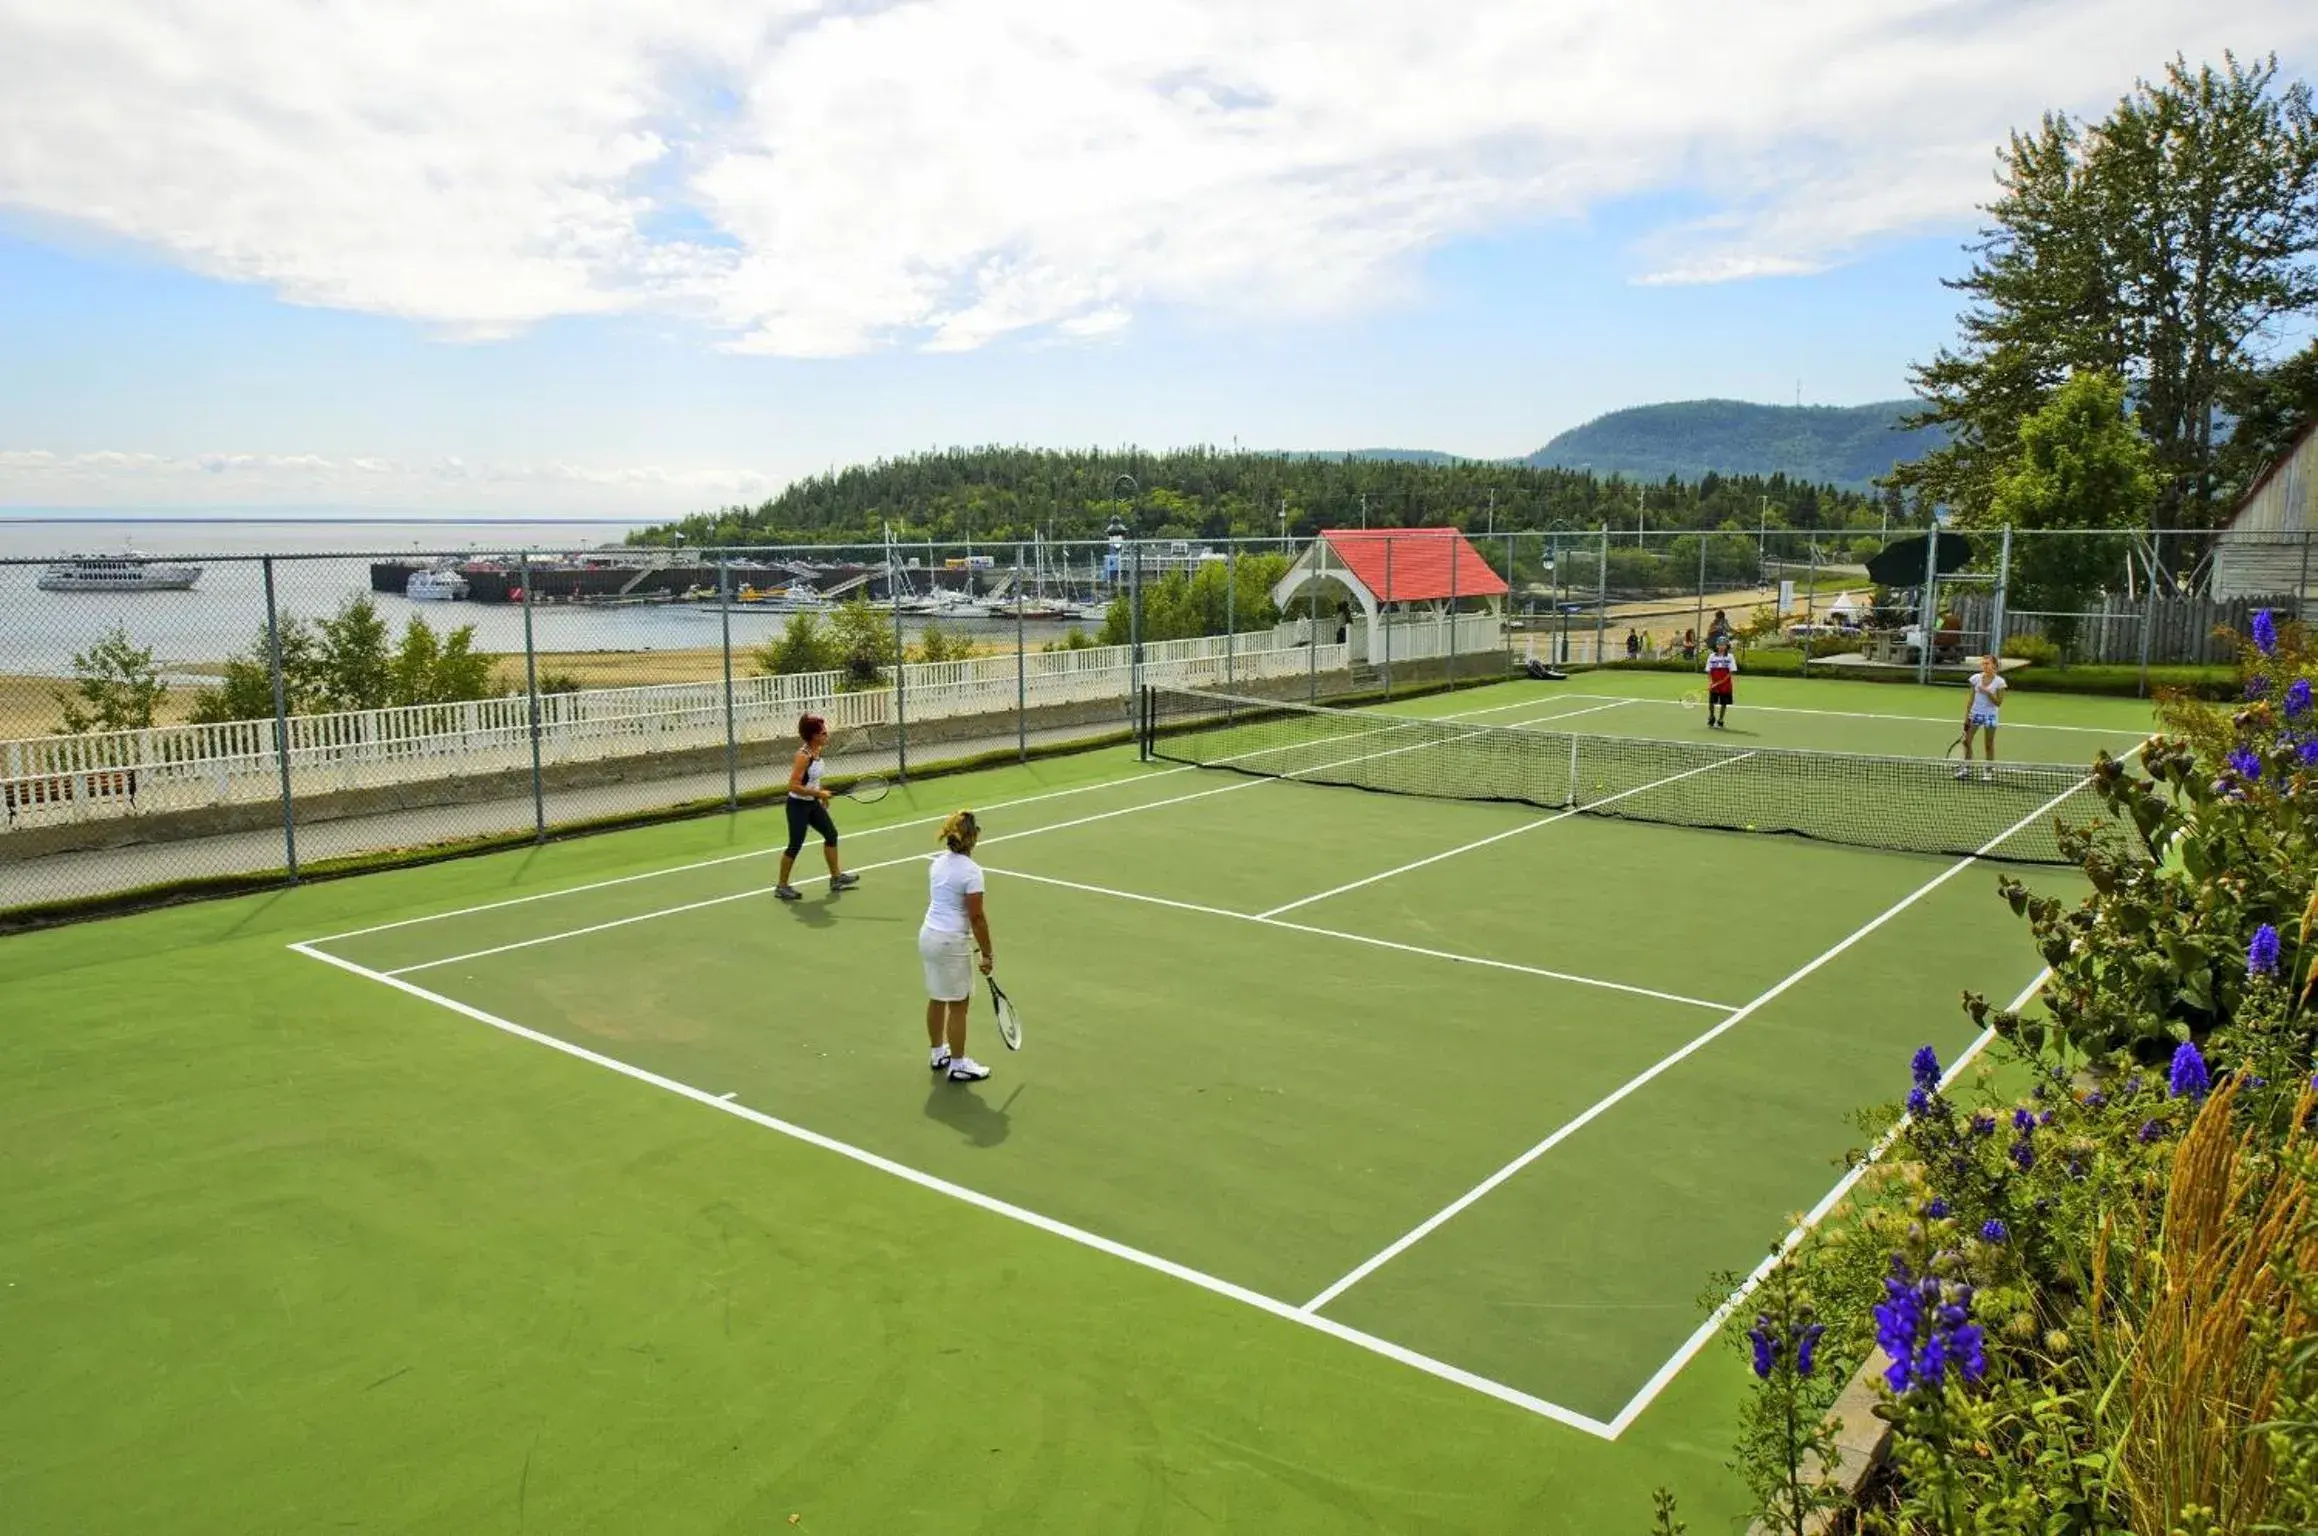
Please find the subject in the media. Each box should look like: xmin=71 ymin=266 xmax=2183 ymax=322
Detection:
xmin=1270 ymin=528 xmax=1509 ymax=666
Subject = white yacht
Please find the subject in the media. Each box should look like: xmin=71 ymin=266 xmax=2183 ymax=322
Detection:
xmin=405 ymin=568 xmax=470 ymax=602
xmin=36 ymin=554 xmax=204 ymax=592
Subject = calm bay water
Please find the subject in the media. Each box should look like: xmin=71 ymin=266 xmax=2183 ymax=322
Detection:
xmin=0 ymin=515 xmax=1098 ymax=676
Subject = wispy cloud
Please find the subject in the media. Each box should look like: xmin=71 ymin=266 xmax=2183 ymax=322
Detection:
xmin=0 ymin=449 xmax=779 ymax=513
xmin=2 ymin=1 xmax=2311 ymax=355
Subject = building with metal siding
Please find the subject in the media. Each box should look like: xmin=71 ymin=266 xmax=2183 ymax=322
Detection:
xmin=2214 ymin=415 xmax=2318 ymax=601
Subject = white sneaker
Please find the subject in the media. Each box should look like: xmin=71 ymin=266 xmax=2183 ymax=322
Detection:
xmin=929 ymin=1045 xmax=952 ymax=1072
xmin=947 ymin=1056 xmax=990 ymax=1082
xmin=1981 ymin=767 xmax=1996 ymax=782
xmin=1954 ymin=765 xmax=1970 ymax=780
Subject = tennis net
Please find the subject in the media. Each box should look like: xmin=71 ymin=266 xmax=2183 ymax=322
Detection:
xmin=1138 ymin=686 xmax=2146 ymax=866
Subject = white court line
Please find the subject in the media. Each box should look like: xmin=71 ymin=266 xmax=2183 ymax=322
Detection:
xmin=983 ymin=866 xmax=1737 ymax=1014
xmin=379 ymin=694 xmax=1609 ymax=978
xmin=1255 ymin=751 xmax=1750 ymax=921
xmin=1600 ymin=965 xmax=2046 ymax=1437
xmin=1297 ymin=764 xmax=2109 ymax=1316
xmin=1549 ymin=692 xmax=2137 ymax=736
xmin=289 ymin=940 xmax=1620 ymax=1440
xmin=311 ymin=689 xmax=1581 ymax=947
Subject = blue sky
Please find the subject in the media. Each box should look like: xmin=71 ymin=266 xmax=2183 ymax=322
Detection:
xmin=1 ymin=3 xmax=2310 ymax=519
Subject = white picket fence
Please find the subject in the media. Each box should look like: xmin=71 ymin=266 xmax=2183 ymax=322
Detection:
xmin=2 ymin=625 xmax=1438 ymax=831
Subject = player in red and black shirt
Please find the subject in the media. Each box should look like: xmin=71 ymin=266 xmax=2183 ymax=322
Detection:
xmin=1704 ymin=637 xmax=1737 ymax=729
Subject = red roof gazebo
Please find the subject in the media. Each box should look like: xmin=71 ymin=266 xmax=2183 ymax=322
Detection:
xmin=1270 ymin=528 xmax=1509 ymax=666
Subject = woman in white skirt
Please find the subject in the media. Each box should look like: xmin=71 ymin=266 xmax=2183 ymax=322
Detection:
xmin=921 ymin=809 xmax=996 ymax=1082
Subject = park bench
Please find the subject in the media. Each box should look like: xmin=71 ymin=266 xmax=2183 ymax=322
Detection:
xmin=2 ymin=767 xmax=139 ymax=826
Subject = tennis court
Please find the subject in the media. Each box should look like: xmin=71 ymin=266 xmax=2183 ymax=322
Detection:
xmin=288 ymin=670 xmax=2154 ymax=1435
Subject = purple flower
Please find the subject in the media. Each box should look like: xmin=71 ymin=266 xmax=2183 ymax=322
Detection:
xmin=2255 ymin=609 xmax=2279 ymax=656
xmin=1949 ymin=1322 xmax=1988 ymax=1384
xmin=1925 ymin=1197 xmax=1951 ymax=1219
xmin=2084 ymin=1090 xmax=2108 ymax=1110
xmin=1907 ymin=1086 xmax=1931 ymax=1116
xmin=2011 ymin=1138 xmax=2036 ymax=1171
xmin=2170 ymin=1040 xmax=2211 ymax=1101
xmin=1981 ymin=1219 xmax=2008 ymax=1244
xmin=1911 ymin=1044 xmax=1941 ymax=1093
xmin=2013 ymin=1107 xmax=2037 ymax=1133
xmin=2251 ymin=924 xmax=2282 ymax=978
xmin=1748 ymin=1317 xmax=1777 ymax=1378
xmin=1970 ymin=1110 xmax=1998 ymax=1138
xmin=1876 ymin=1259 xmax=1986 ymax=1394
xmin=2125 ymin=1075 xmax=2144 ymax=1097
xmin=2139 ymin=1118 xmax=2167 ymax=1144
xmin=2248 ymin=674 xmax=2272 ymax=699
xmin=2230 ymin=746 xmax=2263 ymax=782
xmin=1796 ymin=1321 xmax=1824 ymax=1377
xmin=2300 ymin=740 xmax=2318 ymax=767
xmin=2290 ymin=678 xmax=2314 ymax=719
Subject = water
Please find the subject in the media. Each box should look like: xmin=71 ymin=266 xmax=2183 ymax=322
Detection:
xmin=0 ymin=515 xmax=1104 ymax=676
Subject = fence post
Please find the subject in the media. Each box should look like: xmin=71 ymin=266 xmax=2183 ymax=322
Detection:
xmin=1225 ymin=541 xmax=1237 ymax=694
xmin=1916 ymin=523 xmax=1939 ymax=686
xmin=2136 ymin=533 xmax=2157 ymax=698
xmin=1447 ymin=533 xmax=1459 ymax=692
xmin=262 ymin=556 xmax=299 ymax=884
xmin=1382 ymin=537 xmax=1394 ymax=698
xmin=1128 ymin=540 xmax=1143 ymax=703
xmin=887 ymin=529 xmax=909 ymax=780
xmin=520 ymin=552 xmax=545 ymax=842
xmin=1016 ymin=541 xmax=1028 ymax=764
xmin=1595 ymin=527 xmax=1608 ymax=665
xmin=719 ymin=554 xmax=738 ymax=810
xmin=1800 ymin=543 xmax=1817 ymax=678
xmin=1695 ymin=533 xmax=1707 ymax=655
xmin=1991 ymin=525 xmax=2012 ymax=664
xmin=2300 ymin=529 xmax=2312 ymax=627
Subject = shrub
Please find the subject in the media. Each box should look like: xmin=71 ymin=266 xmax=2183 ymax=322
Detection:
xmin=1999 ymin=631 xmax=2064 ymax=666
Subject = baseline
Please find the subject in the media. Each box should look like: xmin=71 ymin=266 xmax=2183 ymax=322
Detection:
xmin=288 ymin=940 xmax=1621 ymax=1440
xmin=1544 ymin=692 xmax=2136 ymax=737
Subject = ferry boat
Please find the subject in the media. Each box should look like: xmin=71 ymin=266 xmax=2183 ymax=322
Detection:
xmin=404 ymin=568 xmax=470 ymax=602
xmin=36 ymin=554 xmax=204 ymax=592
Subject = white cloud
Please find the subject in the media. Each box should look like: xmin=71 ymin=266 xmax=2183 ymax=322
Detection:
xmin=1 ymin=1 xmax=2312 ymax=353
xmin=0 ymin=448 xmax=781 ymax=514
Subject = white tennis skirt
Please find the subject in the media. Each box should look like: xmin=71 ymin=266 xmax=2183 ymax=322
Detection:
xmin=918 ymin=924 xmax=975 ymax=1001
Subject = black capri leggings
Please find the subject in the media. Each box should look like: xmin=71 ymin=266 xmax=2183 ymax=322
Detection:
xmin=785 ymin=796 xmax=839 ymax=857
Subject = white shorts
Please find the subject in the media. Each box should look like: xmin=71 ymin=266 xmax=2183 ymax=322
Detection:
xmin=1969 ymin=708 xmax=1999 ymax=730
xmin=919 ymin=925 xmax=975 ymax=1002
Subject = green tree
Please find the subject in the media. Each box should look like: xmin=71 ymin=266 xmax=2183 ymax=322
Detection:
xmin=752 ymin=612 xmax=842 ymax=678
xmin=912 ymin=620 xmax=975 ymax=663
xmin=1986 ymin=371 xmax=2158 ymax=654
xmin=1892 ymin=53 xmax=2318 ymax=528
xmin=314 ymin=595 xmax=395 ymax=711
xmin=188 ymin=616 xmax=322 ymax=725
xmin=388 ymin=618 xmax=495 ymax=706
xmin=828 ymin=595 xmax=898 ymax=689
xmin=1100 ymin=554 xmax=1290 ymax=645
xmin=53 ymin=624 xmax=167 ymax=735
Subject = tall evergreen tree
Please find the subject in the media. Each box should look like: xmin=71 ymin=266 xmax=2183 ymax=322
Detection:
xmin=1892 ymin=53 xmax=2318 ymax=529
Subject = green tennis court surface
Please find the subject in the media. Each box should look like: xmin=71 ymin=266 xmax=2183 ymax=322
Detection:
xmin=2 ymin=672 xmax=2156 ymax=1531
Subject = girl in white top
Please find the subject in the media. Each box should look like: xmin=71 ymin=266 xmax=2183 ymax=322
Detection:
xmin=921 ymin=809 xmax=996 ymax=1082
xmin=1958 ymin=655 xmax=2006 ymax=780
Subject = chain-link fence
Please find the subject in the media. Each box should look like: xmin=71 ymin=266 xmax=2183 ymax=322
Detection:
xmin=1 ymin=530 xmax=1520 ymax=925
xmin=6 ymin=521 xmax=2299 ymax=927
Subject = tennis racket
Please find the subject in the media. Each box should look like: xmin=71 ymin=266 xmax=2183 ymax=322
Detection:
xmin=839 ymin=774 xmax=890 ymax=804
xmin=987 ymin=975 xmax=1022 ymax=1052
xmin=1945 ymin=735 xmax=1969 ymax=764
xmin=1681 ymin=689 xmax=1707 ymax=710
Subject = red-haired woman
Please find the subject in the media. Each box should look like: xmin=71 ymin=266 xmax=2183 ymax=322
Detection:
xmin=775 ymin=713 xmax=859 ymax=901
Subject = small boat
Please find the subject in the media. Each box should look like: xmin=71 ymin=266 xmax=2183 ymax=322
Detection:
xmin=36 ymin=554 xmax=203 ymax=593
xmin=405 ymin=568 xmax=469 ymax=602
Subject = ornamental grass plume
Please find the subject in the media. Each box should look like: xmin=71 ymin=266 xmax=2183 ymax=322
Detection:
xmin=2105 ymin=1076 xmax=2318 ymax=1533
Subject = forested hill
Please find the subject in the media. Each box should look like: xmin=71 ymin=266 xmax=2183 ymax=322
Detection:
xmin=1524 ymin=401 xmax=1947 ymax=490
xmin=632 ymin=447 xmax=1891 ymax=549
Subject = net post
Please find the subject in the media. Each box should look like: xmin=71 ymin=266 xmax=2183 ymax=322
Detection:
xmin=261 ymin=555 xmax=299 ymax=883
xmin=520 ymin=550 xmax=545 ymax=843
xmin=1565 ymin=732 xmax=1580 ymax=810
xmin=1016 ymin=540 xmax=1028 ymax=764
xmin=1136 ymin=685 xmax=1151 ymax=760
xmin=719 ymin=553 xmax=738 ymax=811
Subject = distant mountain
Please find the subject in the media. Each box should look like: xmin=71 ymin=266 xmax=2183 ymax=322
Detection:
xmin=1522 ymin=400 xmax=1946 ymax=490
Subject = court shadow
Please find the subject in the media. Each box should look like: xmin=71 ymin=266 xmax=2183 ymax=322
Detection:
xmin=785 ymin=895 xmax=839 ymax=929
xmin=923 ymin=1082 xmax=1012 ymax=1147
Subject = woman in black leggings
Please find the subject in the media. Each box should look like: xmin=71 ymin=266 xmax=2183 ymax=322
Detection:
xmin=775 ymin=713 xmax=859 ymax=901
